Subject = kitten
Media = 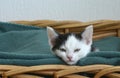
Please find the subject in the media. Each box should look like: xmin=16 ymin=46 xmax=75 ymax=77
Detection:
xmin=47 ymin=25 xmax=93 ymax=65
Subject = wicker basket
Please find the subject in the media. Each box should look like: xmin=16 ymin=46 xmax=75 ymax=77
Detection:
xmin=1 ymin=20 xmax=120 ymax=78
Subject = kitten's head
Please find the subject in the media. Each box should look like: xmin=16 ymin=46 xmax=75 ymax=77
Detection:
xmin=47 ymin=25 xmax=93 ymax=65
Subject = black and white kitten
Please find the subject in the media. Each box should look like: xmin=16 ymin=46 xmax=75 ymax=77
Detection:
xmin=47 ymin=25 xmax=94 ymax=65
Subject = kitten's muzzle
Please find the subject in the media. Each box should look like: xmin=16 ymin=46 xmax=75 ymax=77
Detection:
xmin=67 ymin=56 xmax=73 ymax=61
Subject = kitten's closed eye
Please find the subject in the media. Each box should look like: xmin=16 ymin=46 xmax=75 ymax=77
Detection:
xmin=74 ymin=49 xmax=80 ymax=52
xmin=59 ymin=48 xmax=66 ymax=52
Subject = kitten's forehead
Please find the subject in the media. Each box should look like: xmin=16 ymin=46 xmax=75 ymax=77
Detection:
xmin=63 ymin=34 xmax=82 ymax=49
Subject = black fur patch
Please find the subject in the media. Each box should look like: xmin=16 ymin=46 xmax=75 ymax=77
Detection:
xmin=52 ymin=33 xmax=82 ymax=51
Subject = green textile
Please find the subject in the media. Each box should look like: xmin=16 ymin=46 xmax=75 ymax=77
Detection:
xmin=79 ymin=51 xmax=120 ymax=66
xmin=0 ymin=22 xmax=120 ymax=66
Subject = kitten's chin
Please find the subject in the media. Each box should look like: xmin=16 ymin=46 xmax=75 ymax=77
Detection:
xmin=66 ymin=61 xmax=77 ymax=65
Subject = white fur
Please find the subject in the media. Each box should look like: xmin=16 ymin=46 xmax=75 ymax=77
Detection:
xmin=81 ymin=25 xmax=93 ymax=45
xmin=47 ymin=25 xmax=93 ymax=65
xmin=55 ymin=35 xmax=91 ymax=65
xmin=47 ymin=27 xmax=58 ymax=48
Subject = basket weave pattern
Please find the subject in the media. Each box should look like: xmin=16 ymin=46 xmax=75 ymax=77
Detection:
xmin=0 ymin=20 xmax=120 ymax=78
xmin=13 ymin=20 xmax=120 ymax=39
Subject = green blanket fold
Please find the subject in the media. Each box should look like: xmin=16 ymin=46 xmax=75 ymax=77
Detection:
xmin=79 ymin=51 xmax=120 ymax=66
xmin=0 ymin=22 xmax=120 ymax=66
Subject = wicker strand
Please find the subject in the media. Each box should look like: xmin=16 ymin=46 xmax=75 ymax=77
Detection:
xmin=2 ymin=65 xmax=120 ymax=78
xmin=12 ymin=20 xmax=120 ymax=40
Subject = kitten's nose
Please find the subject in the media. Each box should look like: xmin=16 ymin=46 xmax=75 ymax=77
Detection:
xmin=67 ymin=56 xmax=72 ymax=61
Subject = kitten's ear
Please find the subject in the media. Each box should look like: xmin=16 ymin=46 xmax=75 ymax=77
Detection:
xmin=47 ymin=27 xmax=58 ymax=48
xmin=81 ymin=25 xmax=93 ymax=45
